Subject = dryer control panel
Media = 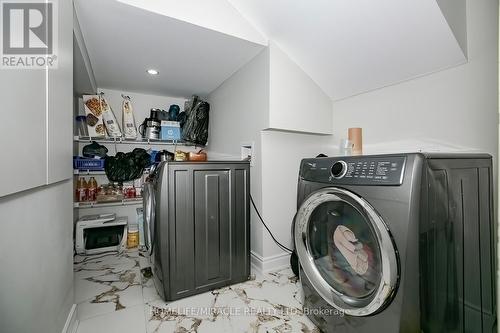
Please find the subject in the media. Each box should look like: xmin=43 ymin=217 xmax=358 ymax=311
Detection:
xmin=300 ymin=155 xmax=406 ymax=185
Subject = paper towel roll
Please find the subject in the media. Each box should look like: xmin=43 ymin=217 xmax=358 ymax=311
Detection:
xmin=348 ymin=128 xmax=363 ymax=155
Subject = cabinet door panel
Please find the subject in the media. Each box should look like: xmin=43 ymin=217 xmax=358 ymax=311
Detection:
xmin=169 ymin=169 xmax=195 ymax=297
xmin=194 ymin=169 xmax=230 ymax=289
xmin=232 ymin=168 xmax=250 ymax=280
xmin=0 ymin=69 xmax=47 ymax=197
xmin=47 ymin=0 xmax=73 ymax=183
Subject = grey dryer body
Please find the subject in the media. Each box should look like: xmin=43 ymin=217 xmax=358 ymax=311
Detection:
xmin=294 ymin=153 xmax=496 ymax=332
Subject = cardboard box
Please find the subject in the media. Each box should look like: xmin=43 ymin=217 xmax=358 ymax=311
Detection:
xmin=161 ymin=121 xmax=181 ymax=141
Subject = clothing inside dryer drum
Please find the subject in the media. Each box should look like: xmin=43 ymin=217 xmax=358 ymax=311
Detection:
xmin=308 ymin=200 xmax=382 ymax=301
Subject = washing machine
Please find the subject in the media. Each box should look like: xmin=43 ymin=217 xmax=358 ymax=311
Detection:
xmin=293 ymin=153 xmax=496 ymax=332
xmin=144 ymin=161 xmax=251 ymax=301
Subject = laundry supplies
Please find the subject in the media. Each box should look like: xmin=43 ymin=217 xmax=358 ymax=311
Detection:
xmin=99 ymin=94 xmax=122 ymax=137
xmin=121 ymin=95 xmax=138 ymax=139
xmin=83 ymin=95 xmax=106 ymax=137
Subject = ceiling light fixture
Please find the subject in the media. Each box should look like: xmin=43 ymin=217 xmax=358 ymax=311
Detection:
xmin=147 ymin=69 xmax=159 ymax=75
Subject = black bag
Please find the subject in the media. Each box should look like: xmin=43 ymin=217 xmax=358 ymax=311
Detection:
xmin=104 ymin=148 xmax=151 ymax=183
xmin=82 ymin=141 xmax=108 ymax=158
xmin=182 ymin=97 xmax=209 ymax=146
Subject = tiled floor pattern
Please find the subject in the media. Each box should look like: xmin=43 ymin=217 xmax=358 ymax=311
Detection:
xmin=74 ymin=249 xmax=319 ymax=333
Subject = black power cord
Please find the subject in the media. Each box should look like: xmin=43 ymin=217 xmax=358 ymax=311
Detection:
xmin=250 ymin=194 xmax=293 ymax=253
xmin=147 ymin=190 xmax=294 ymax=255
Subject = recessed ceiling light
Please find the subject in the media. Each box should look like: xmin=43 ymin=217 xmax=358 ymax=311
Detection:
xmin=147 ymin=69 xmax=159 ymax=75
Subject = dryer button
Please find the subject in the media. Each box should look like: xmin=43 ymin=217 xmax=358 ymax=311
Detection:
xmin=331 ymin=161 xmax=347 ymax=179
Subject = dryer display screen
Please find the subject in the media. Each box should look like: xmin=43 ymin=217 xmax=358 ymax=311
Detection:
xmin=343 ymin=157 xmax=406 ymax=184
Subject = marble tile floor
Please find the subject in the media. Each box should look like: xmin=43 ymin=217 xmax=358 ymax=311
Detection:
xmin=74 ymin=249 xmax=320 ymax=333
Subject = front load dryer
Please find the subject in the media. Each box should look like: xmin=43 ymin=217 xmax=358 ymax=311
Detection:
xmin=293 ymin=153 xmax=496 ymax=333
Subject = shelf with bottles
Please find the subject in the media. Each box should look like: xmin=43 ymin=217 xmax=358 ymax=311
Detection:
xmin=73 ymin=169 xmax=151 ymax=176
xmin=73 ymin=169 xmax=106 ymax=176
xmin=75 ymin=173 xmax=145 ymax=209
xmin=74 ymin=198 xmax=143 ymax=209
xmin=74 ymin=136 xmax=203 ymax=147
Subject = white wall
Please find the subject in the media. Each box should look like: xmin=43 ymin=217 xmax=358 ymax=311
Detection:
xmin=208 ymin=45 xmax=335 ymax=271
xmin=96 ymin=88 xmax=187 ymax=126
xmin=207 ymin=48 xmax=269 ymax=259
xmin=331 ymin=0 xmax=498 ymax=160
xmin=261 ymin=131 xmax=333 ymax=261
xmin=268 ymin=42 xmax=333 ymax=134
xmin=0 ymin=181 xmax=74 ymax=333
xmin=259 ymin=43 xmax=334 ymax=267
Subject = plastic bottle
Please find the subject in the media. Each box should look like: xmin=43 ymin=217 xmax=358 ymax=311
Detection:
xmin=127 ymin=223 xmax=139 ymax=248
xmin=87 ymin=177 xmax=98 ymax=202
xmin=76 ymin=177 xmax=88 ymax=202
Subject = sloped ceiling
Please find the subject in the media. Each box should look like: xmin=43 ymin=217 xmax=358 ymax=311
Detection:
xmin=74 ymin=0 xmax=266 ymax=97
xmin=75 ymin=0 xmax=467 ymax=101
xmin=228 ymin=0 xmax=467 ymax=100
xmin=115 ymin=0 xmax=267 ymax=45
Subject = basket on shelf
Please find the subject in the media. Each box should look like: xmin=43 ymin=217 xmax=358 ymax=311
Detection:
xmin=73 ymin=157 xmax=106 ymax=171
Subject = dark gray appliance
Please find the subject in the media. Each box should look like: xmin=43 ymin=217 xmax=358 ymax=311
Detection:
xmin=146 ymin=161 xmax=250 ymax=301
xmin=293 ymin=153 xmax=496 ymax=333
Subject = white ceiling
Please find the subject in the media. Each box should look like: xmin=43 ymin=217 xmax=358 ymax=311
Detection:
xmin=228 ymin=0 xmax=467 ymax=100
xmin=74 ymin=0 xmax=265 ymax=97
xmin=75 ymin=0 xmax=467 ymax=101
xmin=115 ymin=0 xmax=267 ymax=46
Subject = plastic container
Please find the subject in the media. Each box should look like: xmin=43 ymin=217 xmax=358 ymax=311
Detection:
xmin=76 ymin=115 xmax=89 ymax=137
xmin=188 ymin=150 xmax=207 ymax=161
xmin=168 ymin=104 xmax=180 ymax=121
xmin=96 ymin=183 xmax=124 ymax=203
xmin=127 ymin=223 xmax=139 ymax=248
xmin=339 ymin=139 xmax=353 ymax=156
xmin=87 ymin=177 xmax=98 ymax=201
xmin=73 ymin=157 xmax=106 ymax=170
xmin=174 ymin=150 xmax=188 ymax=161
xmin=76 ymin=177 xmax=88 ymax=202
xmin=348 ymin=128 xmax=362 ymax=156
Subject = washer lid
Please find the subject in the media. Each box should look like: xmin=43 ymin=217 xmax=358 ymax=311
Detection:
xmin=294 ymin=187 xmax=399 ymax=316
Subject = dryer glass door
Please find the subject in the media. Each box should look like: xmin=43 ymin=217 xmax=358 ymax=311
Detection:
xmin=294 ymin=187 xmax=399 ymax=316
xmin=143 ymin=181 xmax=155 ymax=252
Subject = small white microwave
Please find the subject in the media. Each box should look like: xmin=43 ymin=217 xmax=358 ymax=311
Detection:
xmin=75 ymin=214 xmax=128 ymax=255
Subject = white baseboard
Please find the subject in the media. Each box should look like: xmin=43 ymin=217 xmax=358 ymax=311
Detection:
xmin=61 ymin=304 xmax=79 ymax=333
xmin=251 ymin=251 xmax=290 ymax=274
xmin=250 ymin=254 xmax=263 ymax=276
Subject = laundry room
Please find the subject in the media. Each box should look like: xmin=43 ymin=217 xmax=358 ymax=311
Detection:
xmin=0 ymin=1 xmax=498 ymax=333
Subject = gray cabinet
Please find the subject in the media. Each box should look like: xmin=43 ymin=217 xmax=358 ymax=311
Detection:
xmin=193 ymin=169 xmax=231 ymax=289
xmin=153 ymin=161 xmax=250 ymax=301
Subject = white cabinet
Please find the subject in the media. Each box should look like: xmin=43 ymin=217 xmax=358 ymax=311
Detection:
xmin=48 ymin=0 xmax=73 ymax=183
xmin=0 ymin=70 xmax=48 ymax=197
xmin=0 ymin=0 xmax=73 ymax=197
